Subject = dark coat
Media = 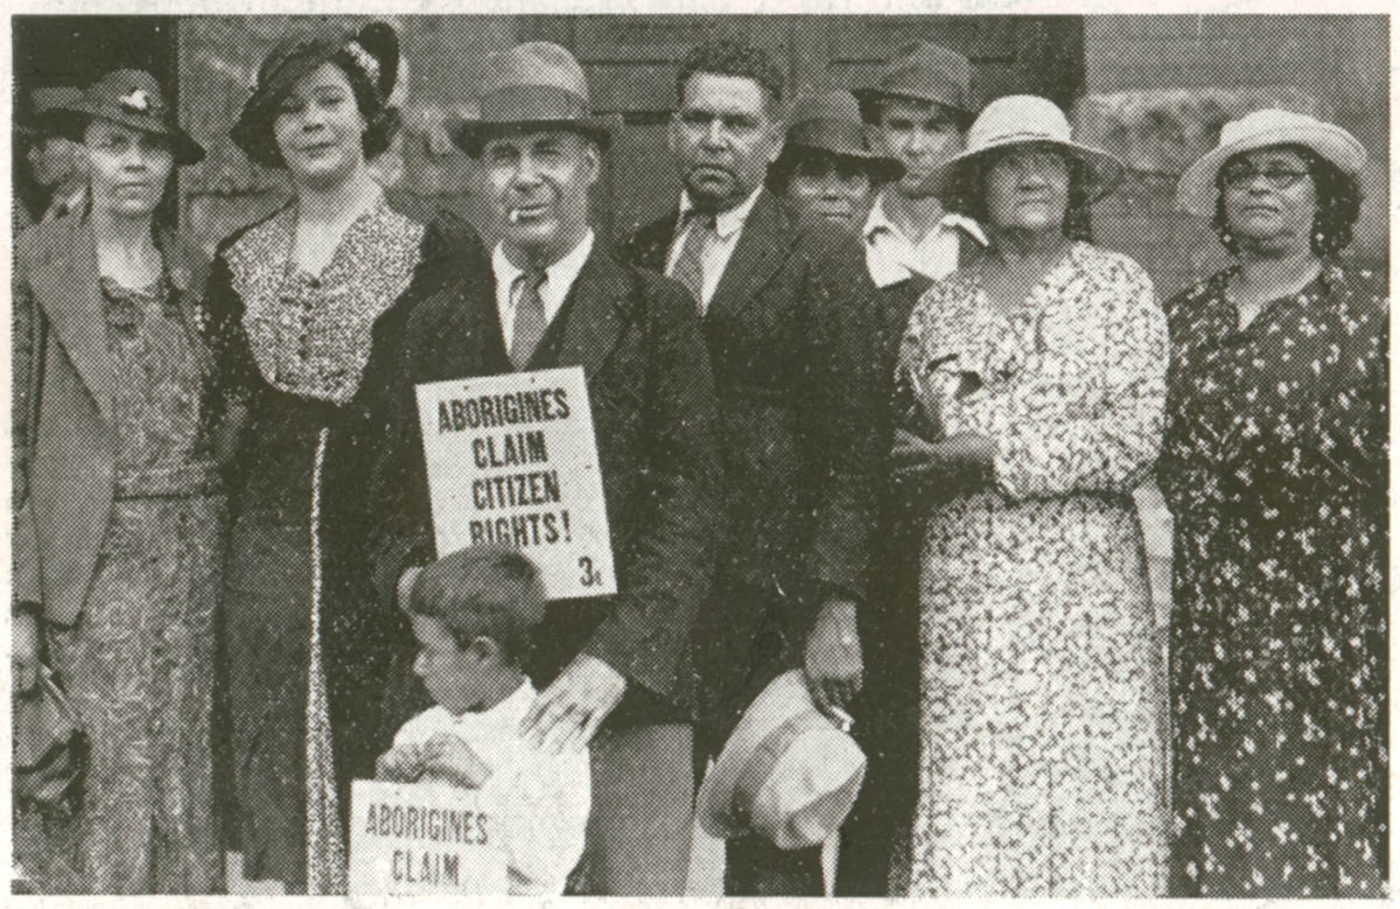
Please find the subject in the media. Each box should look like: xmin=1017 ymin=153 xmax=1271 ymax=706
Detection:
xmin=12 ymin=214 xmax=210 ymax=626
xmin=366 ymin=241 xmax=721 ymax=725
xmin=617 ymin=189 xmax=885 ymax=733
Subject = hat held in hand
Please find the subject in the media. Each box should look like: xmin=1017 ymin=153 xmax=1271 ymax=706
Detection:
xmin=698 ymin=670 xmax=866 ymax=850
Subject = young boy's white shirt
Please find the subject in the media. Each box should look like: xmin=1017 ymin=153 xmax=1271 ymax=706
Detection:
xmin=392 ymin=679 xmax=591 ymax=895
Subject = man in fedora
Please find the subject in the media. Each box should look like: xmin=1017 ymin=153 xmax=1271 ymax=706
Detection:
xmin=854 ymin=41 xmax=987 ymax=291
xmin=17 ymin=86 xmax=87 ymax=227
xmin=365 ymin=42 xmax=721 ymax=895
xmin=617 ymin=37 xmax=883 ymax=896
xmin=766 ymin=89 xmax=902 ymax=232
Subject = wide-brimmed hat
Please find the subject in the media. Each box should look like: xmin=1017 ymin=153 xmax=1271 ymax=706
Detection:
xmin=231 ymin=21 xmax=400 ymax=167
xmin=854 ymin=41 xmax=975 ymax=127
xmin=1175 ymin=108 xmax=1367 ymax=216
xmin=698 ymin=671 xmax=867 ymax=850
xmin=45 ymin=70 xmax=204 ymax=166
xmin=451 ymin=42 xmax=623 ymax=158
xmin=770 ymin=91 xmax=903 ymax=186
xmin=936 ymin=94 xmax=1125 ymax=202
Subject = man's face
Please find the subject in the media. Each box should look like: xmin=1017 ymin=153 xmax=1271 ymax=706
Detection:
xmin=483 ymin=128 xmax=599 ymax=264
xmin=669 ymin=72 xmax=784 ymax=212
xmin=870 ymin=97 xmax=963 ymax=198
xmin=782 ymin=151 xmax=875 ymax=230
xmin=27 ymin=134 xmax=81 ymax=188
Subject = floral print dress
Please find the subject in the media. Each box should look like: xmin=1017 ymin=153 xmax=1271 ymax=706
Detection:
xmin=1159 ymin=263 xmax=1388 ymax=897
xmin=903 ymin=242 xmax=1169 ymax=896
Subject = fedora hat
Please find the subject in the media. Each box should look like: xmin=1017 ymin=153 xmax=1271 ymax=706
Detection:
xmin=231 ymin=21 xmax=400 ymax=168
xmin=451 ymin=42 xmax=623 ymax=158
xmin=19 ymin=86 xmax=84 ymax=139
xmin=937 ymin=94 xmax=1125 ymax=202
xmin=47 ymin=70 xmax=204 ymax=166
xmin=1175 ymin=108 xmax=1366 ymax=216
xmin=771 ymin=91 xmax=903 ymax=185
xmin=698 ymin=670 xmax=867 ymax=850
xmin=854 ymin=41 xmax=975 ymax=126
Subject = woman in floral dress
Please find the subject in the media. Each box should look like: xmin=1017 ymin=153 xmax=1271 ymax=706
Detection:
xmin=1161 ymin=110 xmax=1386 ymax=896
xmin=893 ymin=95 xmax=1169 ymax=895
xmin=206 ymin=22 xmax=484 ymax=892
xmin=12 ymin=70 xmax=222 ymax=893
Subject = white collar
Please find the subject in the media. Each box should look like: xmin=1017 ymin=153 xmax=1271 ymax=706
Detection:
xmin=447 ymin=679 xmax=538 ymax=728
xmin=494 ymin=229 xmax=596 ymax=301
xmin=862 ymin=191 xmax=987 ymax=248
xmin=678 ymin=185 xmax=764 ymax=241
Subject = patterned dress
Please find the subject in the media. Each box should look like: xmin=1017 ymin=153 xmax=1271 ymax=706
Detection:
xmin=903 ymin=242 xmax=1169 ymax=896
xmin=205 ymin=199 xmax=426 ymax=892
xmin=1159 ymin=263 xmax=1388 ymax=897
xmin=48 ymin=275 xmax=225 ymax=893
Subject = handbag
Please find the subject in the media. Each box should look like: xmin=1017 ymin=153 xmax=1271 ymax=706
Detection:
xmin=12 ymin=664 xmax=86 ymax=812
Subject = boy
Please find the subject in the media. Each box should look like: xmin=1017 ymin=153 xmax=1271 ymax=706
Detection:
xmin=376 ymin=545 xmax=590 ymax=895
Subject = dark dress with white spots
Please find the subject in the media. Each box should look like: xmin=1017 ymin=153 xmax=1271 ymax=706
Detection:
xmin=1160 ymin=263 xmax=1388 ymax=896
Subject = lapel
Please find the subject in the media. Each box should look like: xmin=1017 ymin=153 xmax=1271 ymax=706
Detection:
xmin=29 ymin=218 xmax=115 ymax=424
xmin=159 ymin=227 xmax=213 ymax=379
xmin=706 ymin=189 xmax=793 ymax=322
xmin=440 ymin=255 xmax=510 ymax=378
xmin=549 ymin=248 xmax=632 ymax=381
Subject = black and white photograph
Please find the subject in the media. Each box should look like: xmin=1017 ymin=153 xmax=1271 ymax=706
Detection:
xmin=8 ymin=8 xmax=1389 ymax=899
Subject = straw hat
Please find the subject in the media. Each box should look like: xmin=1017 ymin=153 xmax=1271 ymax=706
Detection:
xmin=697 ymin=670 xmax=867 ymax=850
xmin=770 ymin=91 xmax=903 ymax=185
xmin=46 ymin=70 xmax=204 ymax=166
xmin=936 ymin=94 xmax=1125 ymax=202
xmin=451 ymin=42 xmax=623 ymax=158
xmin=854 ymin=41 xmax=976 ymax=127
xmin=1175 ymin=108 xmax=1366 ymax=216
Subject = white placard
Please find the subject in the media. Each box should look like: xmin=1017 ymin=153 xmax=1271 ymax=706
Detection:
xmin=349 ymin=779 xmax=508 ymax=895
xmin=415 ymin=366 xmax=617 ymax=599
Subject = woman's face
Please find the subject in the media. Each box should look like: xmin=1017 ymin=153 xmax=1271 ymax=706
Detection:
xmin=274 ymin=62 xmax=367 ymax=188
xmin=983 ymin=144 xmax=1070 ymax=235
xmin=83 ymin=118 xmax=173 ymax=219
xmin=784 ymin=151 xmax=875 ymax=230
xmin=1220 ymin=146 xmax=1317 ymax=255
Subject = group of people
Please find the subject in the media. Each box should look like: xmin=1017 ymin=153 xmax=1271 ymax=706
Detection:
xmin=11 ymin=20 xmax=1387 ymax=899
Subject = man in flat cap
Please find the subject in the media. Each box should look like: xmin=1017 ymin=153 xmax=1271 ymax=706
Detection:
xmin=617 ymin=37 xmax=884 ymax=896
xmin=365 ymin=41 xmax=720 ymax=895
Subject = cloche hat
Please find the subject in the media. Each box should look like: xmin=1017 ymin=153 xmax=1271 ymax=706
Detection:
xmin=1175 ymin=108 xmax=1366 ymax=216
xmin=47 ymin=70 xmax=204 ymax=166
xmin=936 ymin=94 xmax=1125 ymax=202
xmin=698 ymin=670 xmax=867 ymax=850
xmin=854 ymin=41 xmax=976 ymax=127
xmin=771 ymin=91 xmax=903 ymax=185
xmin=451 ymin=42 xmax=623 ymax=158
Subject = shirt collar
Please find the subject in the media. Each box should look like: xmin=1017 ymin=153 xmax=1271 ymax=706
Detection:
xmin=862 ymin=190 xmax=988 ymax=248
xmin=493 ymin=229 xmax=596 ymax=302
xmin=449 ymin=679 xmax=538 ymax=727
xmin=678 ymin=185 xmax=764 ymax=241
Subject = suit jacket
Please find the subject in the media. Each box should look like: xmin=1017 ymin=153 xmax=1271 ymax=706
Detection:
xmin=12 ymin=215 xmax=210 ymax=626
xmin=366 ymin=241 xmax=721 ymax=723
xmin=617 ymin=190 xmax=885 ymax=721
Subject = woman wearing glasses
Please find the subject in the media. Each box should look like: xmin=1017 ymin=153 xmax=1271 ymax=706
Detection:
xmin=1161 ymin=110 xmax=1386 ymax=896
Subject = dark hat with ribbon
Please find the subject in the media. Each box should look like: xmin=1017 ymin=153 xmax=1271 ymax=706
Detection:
xmin=231 ymin=20 xmax=400 ymax=168
xmin=451 ymin=42 xmax=623 ymax=158
xmin=46 ymin=70 xmax=204 ymax=165
xmin=770 ymin=90 xmax=903 ymax=186
xmin=854 ymin=41 xmax=976 ymax=127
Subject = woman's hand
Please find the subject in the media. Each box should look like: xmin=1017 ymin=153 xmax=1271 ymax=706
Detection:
xmin=12 ymin=610 xmax=41 ymax=697
xmin=421 ymin=733 xmax=494 ymax=789
xmin=804 ymin=598 xmax=863 ymax=720
xmin=376 ymin=744 xmax=425 ymax=783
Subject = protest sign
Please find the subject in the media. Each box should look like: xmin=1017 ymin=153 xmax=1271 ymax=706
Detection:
xmin=415 ymin=366 xmax=617 ymax=599
xmin=349 ymin=779 xmax=508 ymax=895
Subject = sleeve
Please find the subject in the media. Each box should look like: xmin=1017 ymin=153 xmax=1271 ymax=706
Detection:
xmin=581 ymin=275 xmax=721 ymax=696
xmin=499 ymin=748 xmax=591 ymax=895
xmin=795 ymin=233 xmax=884 ymax=608
xmin=11 ymin=242 xmax=42 ymax=608
xmin=973 ymin=256 xmax=1169 ymax=500
xmin=1154 ymin=286 xmax=1201 ymax=515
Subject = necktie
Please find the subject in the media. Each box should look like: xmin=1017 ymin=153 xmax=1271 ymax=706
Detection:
xmin=668 ymin=211 xmax=716 ymax=310
xmin=509 ymin=269 xmax=549 ymax=369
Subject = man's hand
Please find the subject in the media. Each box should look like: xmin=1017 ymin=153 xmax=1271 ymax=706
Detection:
xmin=892 ymin=430 xmax=996 ymax=484
xmin=519 ymin=654 xmax=626 ymax=754
xmin=12 ymin=610 xmax=40 ymax=697
xmin=376 ymin=744 xmax=425 ymax=783
xmin=804 ymin=597 xmax=863 ymax=720
xmin=421 ymin=733 xmax=494 ymax=789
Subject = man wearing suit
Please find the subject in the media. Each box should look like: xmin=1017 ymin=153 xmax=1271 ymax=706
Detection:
xmin=365 ymin=42 xmax=720 ymax=895
xmin=616 ymin=37 xmax=884 ymax=896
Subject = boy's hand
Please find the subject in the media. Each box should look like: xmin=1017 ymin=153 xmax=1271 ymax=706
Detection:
xmin=421 ymin=733 xmax=494 ymax=789
xmin=376 ymin=744 xmax=425 ymax=783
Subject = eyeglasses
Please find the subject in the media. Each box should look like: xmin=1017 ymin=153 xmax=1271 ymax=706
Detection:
xmin=1219 ymin=164 xmax=1311 ymax=190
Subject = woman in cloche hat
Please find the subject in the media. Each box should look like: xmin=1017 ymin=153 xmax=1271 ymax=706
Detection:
xmin=892 ymin=94 xmax=1169 ymax=895
xmin=1159 ymin=109 xmax=1385 ymax=896
xmin=12 ymin=69 xmax=224 ymax=893
xmin=205 ymin=21 xmax=487 ymax=893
